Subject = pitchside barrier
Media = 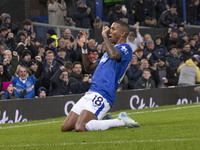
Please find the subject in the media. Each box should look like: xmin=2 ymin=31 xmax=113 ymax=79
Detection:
xmin=0 ymin=85 xmax=199 ymax=124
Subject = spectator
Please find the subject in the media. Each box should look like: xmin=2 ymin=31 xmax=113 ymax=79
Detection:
xmin=87 ymin=39 xmax=97 ymax=54
xmin=65 ymin=39 xmax=81 ymax=63
xmin=47 ymin=0 xmax=67 ymax=25
xmin=155 ymin=57 xmax=178 ymax=88
xmin=178 ymin=31 xmax=189 ymax=47
xmin=3 ymin=50 xmax=19 ymax=75
xmin=53 ymin=47 xmax=67 ymax=70
xmin=143 ymin=39 xmax=160 ymax=66
xmin=132 ymin=0 xmax=148 ymax=23
xmin=46 ymin=29 xmax=59 ymax=47
xmin=72 ymin=0 xmax=91 ymax=29
xmin=49 ymin=66 xmax=90 ymax=96
xmin=0 ymin=82 xmax=18 ymax=100
xmin=28 ymin=58 xmax=42 ymax=76
xmin=166 ymin=45 xmax=181 ymax=72
xmin=1 ymin=13 xmax=18 ymax=34
xmin=126 ymin=55 xmax=142 ymax=89
xmin=0 ymin=62 xmax=10 ymax=91
xmin=62 ymin=29 xmax=75 ymax=43
xmin=189 ymin=37 xmax=198 ymax=54
xmin=134 ymin=48 xmax=145 ymax=61
xmin=90 ymin=18 xmax=104 ymax=44
xmin=0 ymin=13 xmax=6 ymax=26
xmin=0 ymin=43 xmax=5 ymax=62
xmin=139 ymin=58 xmax=157 ymax=82
xmin=180 ymin=43 xmax=192 ymax=62
xmin=155 ymin=0 xmax=167 ymax=20
xmin=36 ymin=86 xmax=47 ymax=98
xmin=69 ymin=61 xmax=84 ymax=84
xmin=19 ymin=50 xmax=32 ymax=67
xmin=120 ymin=5 xmax=134 ymax=25
xmin=164 ymin=28 xmax=179 ymax=49
xmin=108 ymin=4 xmax=123 ymax=26
xmin=154 ymin=35 xmax=168 ymax=58
xmin=37 ymin=44 xmax=45 ymax=61
xmin=187 ymin=0 xmax=199 ymax=25
xmin=38 ymin=50 xmax=56 ymax=94
xmin=140 ymin=16 xmax=152 ymax=27
xmin=4 ymin=56 xmax=42 ymax=99
xmin=134 ymin=68 xmax=156 ymax=89
xmin=126 ymin=22 xmax=143 ymax=53
xmin=45 ymin=38 xmax=57 ymax=54
xmin=64 ymin=61 xmax=73 ymax=74
xmin=0 ymin=27 xmax=9 ymax=49
xmin=20 ymin=19 xmax=33 ymax=37
xmin=177 ymin=57 xmax=200 ymax=86
xmin=158 ymin=5 xmax=180 ymax=28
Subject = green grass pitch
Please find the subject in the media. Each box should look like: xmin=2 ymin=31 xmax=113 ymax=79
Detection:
xmin=0 ymin=103 xmax=200 ymax=150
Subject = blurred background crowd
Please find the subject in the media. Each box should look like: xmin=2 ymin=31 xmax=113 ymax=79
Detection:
xmin=0 ymin=0 xmax=200 ymax=100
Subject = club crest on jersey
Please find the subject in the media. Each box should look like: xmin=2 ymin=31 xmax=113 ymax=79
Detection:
xmin=26 ymin=81 xmax=31 ymax=87
xmin=121 ymin=46 xmax=128 ymax=55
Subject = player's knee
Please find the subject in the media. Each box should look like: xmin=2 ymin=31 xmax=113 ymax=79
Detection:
xmin=61 ymin=124 xmax=72 ymax=132
xmin=75 ymin=123 xmax=86 ymax=132
xmin=61 ymin=124 xmax=67 ymax=132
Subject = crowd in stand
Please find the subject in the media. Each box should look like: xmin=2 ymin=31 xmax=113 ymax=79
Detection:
xmin=0 ymin=0 xmax=200 ymax=100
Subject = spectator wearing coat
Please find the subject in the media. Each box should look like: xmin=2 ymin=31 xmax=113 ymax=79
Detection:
xmin=134 ymin=68 xmax=156 ymax=89
xmin=158 ymin=5 xmax=180 ymax=28
xmin=72 ymin=0 xmax=91 ymax=29
xmin=0 ymin=82 xmax=18 ymax=100
xmin=47 ymin=0 xmax=67 ymax=25
xmin=165 ymin=45 xmax=181 ymax=73
xmin=49 ymin=66 xmax=90 ymax=96
xmin=126 ymin=55 xmax=143 ymax=89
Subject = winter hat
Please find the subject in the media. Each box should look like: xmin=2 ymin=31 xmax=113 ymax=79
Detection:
xmin=77 ymin=0 xmax=84 ymax=6
xmin=47 ymin=38 xmax=55 ymax=45
xmin=4 ymin=14 xmax=11 ymax=21
xmin=88 ymin=52 xmax=95 ymax=59
xmin=38 ymin=86 xmax=47 ymax=95
xmin=159 ymin=57 xmax=166 ymax=62
xmin=179 ymin=32 xmax=187 ymax=38
xmin=22 ymin=50 xmax=31 ymax=58
xmin=2 ymin=82 xmax=13 ymax=91
xmin=46 ymin=29 xmax=56 ymax=36
xmin=28 ymin=59 xmax=37 ymax=67
xmin=147 ymin=39 xmax=154 ymax=44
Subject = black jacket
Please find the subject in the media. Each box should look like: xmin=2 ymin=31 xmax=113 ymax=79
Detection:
xmin=72 ymin=7 xmax=91 ymax=29
xmin=49 ymin=69 xmax=90 ymax=96
xmin=134 ymin=76 xmax=156 ymax=89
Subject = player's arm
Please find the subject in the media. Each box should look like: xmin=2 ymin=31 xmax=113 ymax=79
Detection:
xmin=78 ymin=31 xmax=98 ymax=73
xmin=102 ymin=26 xmax=121 ymax=60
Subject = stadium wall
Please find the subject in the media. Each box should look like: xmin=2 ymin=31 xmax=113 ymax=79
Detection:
xmin=0 ymin=86 xmax=199 ymax=124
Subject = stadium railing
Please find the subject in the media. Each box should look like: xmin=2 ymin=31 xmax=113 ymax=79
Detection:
xmin=32 ymin=22 xmax=90 ymax=45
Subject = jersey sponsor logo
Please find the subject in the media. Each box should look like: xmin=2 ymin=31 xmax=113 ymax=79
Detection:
xmin=100 ymin=54 xmax=108 ymax=64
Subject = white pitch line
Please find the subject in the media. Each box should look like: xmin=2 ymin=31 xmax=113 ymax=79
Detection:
xmin=0 ymin=138 xmax=199 ymax=147
xmin=112 ymin=104 xmax=200 ymax=117
xmin=0 ymin=120 xmax=62 ymax=129
xmin=0 ymin=104 xmax=200 ymax=130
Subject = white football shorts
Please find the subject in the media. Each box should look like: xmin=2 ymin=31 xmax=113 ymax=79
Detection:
xmin=71 ymin=91 xmax=111 ymax=120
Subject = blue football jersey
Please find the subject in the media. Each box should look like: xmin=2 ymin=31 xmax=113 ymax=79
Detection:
xmin=89 ymin=43 xmax=132 ymax=106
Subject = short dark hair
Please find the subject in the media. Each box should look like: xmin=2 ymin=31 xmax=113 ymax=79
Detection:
xmin=72 ymin=61 xmax=82 ymax=68
xmin=143 ymin=68 xmax=151 ymax=73
xmin=114 ymin=20 xmax=130 ymax=38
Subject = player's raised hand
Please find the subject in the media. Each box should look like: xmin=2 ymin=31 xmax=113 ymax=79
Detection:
xmin=78 ymin=31 xmax=87 ymax=49
xmin=102 ymin=26 xmax=110 ymax=38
